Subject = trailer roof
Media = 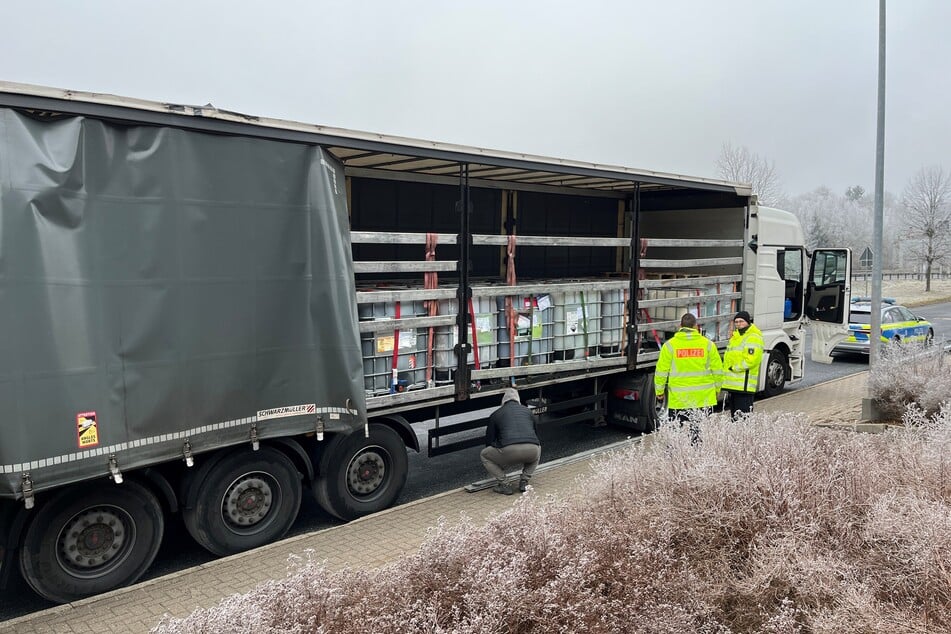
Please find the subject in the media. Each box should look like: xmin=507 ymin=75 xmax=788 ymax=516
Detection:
xmin=0 ymin=81 xmax=752 ymax=198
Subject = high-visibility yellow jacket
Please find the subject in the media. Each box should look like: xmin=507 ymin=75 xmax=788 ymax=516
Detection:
xmin=722 ymin=323 xmax=764 ymax=394
xmin=654 ymin=327 xmax=723 ymax=410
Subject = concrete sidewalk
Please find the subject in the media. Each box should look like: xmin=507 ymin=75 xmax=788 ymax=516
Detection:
xmin=1 ymin=372 xmax=872 ymax=634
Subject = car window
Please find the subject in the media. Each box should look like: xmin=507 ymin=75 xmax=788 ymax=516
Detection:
xmin=896 ymin=306 xmax=916 ymax=321
xmin=849 ymin=309 xmax=871 ymax=325
xmin=882 ymin=308 xmax=899 ymax=324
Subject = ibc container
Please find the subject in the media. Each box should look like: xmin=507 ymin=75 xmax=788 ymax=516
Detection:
xmin=640 ymin=288 xmax=670 ymax=323
xmin=600 ymin=288 xmax=626 ymax=355
xmin=692 ymin=283 xmax=735 ymax=341
xmin=433 ymin=295 xmax=498 ymax=383
xmin=358 ymin=289 xmax=429 ymax=396
xmin=356 ymin=286 xmax=428 ymax=321
xmin=552 ymin=288 xmax=601 ymax=360
xmin=496 ymin=293 xmax=553 ymax=367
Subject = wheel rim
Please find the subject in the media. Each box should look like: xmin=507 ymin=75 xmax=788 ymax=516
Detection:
xmin=56 ymin=505 xmax=135 ymax=579
xmin=346 ymin=445 xmax=389 ymax=498
xmin=767 ymin=358 xmax=784 ymax=389
xmin=221 ymin=472 xmax=280 ymax=535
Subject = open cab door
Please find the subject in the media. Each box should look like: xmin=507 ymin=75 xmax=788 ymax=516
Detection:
xmin=806 ymin=248 xmax=852 ymax=363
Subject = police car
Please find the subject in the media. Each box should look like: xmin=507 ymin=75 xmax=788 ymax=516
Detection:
xmin=832 ymin=298 xmax=934 ymax=355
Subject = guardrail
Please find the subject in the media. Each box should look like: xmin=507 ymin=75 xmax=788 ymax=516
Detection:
xmin=852 ymin=271 xmax=951 ymax=281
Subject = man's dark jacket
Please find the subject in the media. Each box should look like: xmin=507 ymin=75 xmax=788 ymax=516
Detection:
xmin=486 ymin=402 xmax=540 ymax=448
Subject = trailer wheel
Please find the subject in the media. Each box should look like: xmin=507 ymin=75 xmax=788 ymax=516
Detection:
xmin=644 ymin=379 xmax=660 ymax=433
xmin=183 ymin=446 xmax=302 ymax=557
xmin=606 ymin=372 xmax=657 ymax=433
xmin=314 ymin=424 xmax=408 ymax=521
xmin=763 ymin=349 xmax=787 ymax=397
xmin=19 ymin=480 xmax=164 ymax=603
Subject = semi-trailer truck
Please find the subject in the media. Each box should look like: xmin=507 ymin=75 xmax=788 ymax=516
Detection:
xmin=0 ymin=82 xmax=851 ymax=602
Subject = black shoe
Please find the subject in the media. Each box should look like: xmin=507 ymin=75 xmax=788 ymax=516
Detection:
xmin=492 ymin=482 xmax=514 ymax=495
xmin=518 ymin=479 xmax=529 ymax=493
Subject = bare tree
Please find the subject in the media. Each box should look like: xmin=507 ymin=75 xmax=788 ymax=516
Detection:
xmin=783 ymin=185 xmax=903 ymax=269
xmin=784 ymin=186 xmax=871 ymax=255
xmin=715 ymin=142 xmax=783 ymax=205
xmin=845 ymin=185 xmax=866 ymax=201
xmin=901 ymin=166 xmax=951 ymax=291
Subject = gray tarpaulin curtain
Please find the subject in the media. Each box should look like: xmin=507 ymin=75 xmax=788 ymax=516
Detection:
xmin=0 ymin=108 xmax=366 ymax=497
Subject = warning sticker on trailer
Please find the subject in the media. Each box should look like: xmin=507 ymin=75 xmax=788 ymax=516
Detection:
xmin=257 ymin=404 xmax=317 ymax=421
xmin=375 ymin=330 xmax=417 ymax=354
xmin=76 ymin=411 xmax=100 ymax=449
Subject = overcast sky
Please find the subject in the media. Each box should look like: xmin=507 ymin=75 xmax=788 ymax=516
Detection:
xmin=3 ymin=1 xmax=948 ymax=197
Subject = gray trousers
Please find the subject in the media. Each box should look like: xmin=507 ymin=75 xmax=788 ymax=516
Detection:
xmin=480 ymin=443 xmax=541 ymax=482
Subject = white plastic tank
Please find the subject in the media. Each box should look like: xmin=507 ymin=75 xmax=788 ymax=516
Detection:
xmin=434 ymin=295 xmax=498 ymax=383
xmin=496 ymin=293 xmax=553 ymax=366
xmin=552 ymin=287 xmax=601 ymax=360
xmin=358 ymin=287 xmax=429 ymax=395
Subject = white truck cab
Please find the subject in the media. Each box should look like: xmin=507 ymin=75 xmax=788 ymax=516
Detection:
xmin=745 ymin=205 xmax=851 ymax=395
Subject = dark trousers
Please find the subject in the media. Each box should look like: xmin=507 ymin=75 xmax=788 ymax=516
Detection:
xmin=667 ymin=408 xmax=707 ymax=446
xmin=726 ymin=391 xmax=755 ymax=420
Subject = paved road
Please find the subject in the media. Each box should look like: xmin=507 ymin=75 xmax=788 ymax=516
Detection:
xmin=914 ymin=301 xmax=951 ymax=344
xmin=801 ymin=300 xmax=951 ymax=388
xmin=4 ymin=301 xmax=949 ymax=622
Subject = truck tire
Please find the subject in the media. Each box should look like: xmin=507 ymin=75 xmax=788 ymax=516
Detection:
xmin=644 ymin=379 xmax=660 ymax=433
xmin=763 ymin=349 xmax=787 ymax=397
xmin=606 ymin=372 xmax=657 ymax=433
xmin=314 ymin=424 xmax=408 ymax=521
xmin=182 ymin=446 xmax=302 ymax=557
xmin=19 ymin=480 xmax=164 ymax=604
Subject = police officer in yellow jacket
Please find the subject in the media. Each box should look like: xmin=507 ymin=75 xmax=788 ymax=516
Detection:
xmin=722 ymin=310 xmax=764 ymax=419
xmin=654 ymin=313 xmax=723 ymax=441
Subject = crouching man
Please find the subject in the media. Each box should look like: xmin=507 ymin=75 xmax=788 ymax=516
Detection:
xmin=480 ymin=388 xmax=541 ymax=495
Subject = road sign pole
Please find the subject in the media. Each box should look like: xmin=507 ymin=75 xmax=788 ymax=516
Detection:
xmin=863 ymin=0 xmax=886 ymax=422
xmin=859 ymin=246 xmax=873 ymax=300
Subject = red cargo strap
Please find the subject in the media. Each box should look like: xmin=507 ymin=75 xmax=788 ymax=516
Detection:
xmin=621 ymin=288 xmax=629 ymax=353
xmin=424 ymin=233 xmax=438 ymax=386
xmin=390 ymin=301 xmax=401 ymax=393
xmin=468 ymin=297 xmax=481 ymax=370
xmin=641 ymin=309 xmax=664 ymax=349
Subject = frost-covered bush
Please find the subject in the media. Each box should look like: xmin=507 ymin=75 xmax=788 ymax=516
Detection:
xmin=154 ymin=413 xmax=951 ymax=634
xmin=869 ymin=343 xmax=951 ymax=420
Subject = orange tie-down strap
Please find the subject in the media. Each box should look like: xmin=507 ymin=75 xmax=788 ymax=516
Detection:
xmin=390 ymin=301 xmax=401 ymax=393
xmin=424 ymin=233 xmax=438 ymax=385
